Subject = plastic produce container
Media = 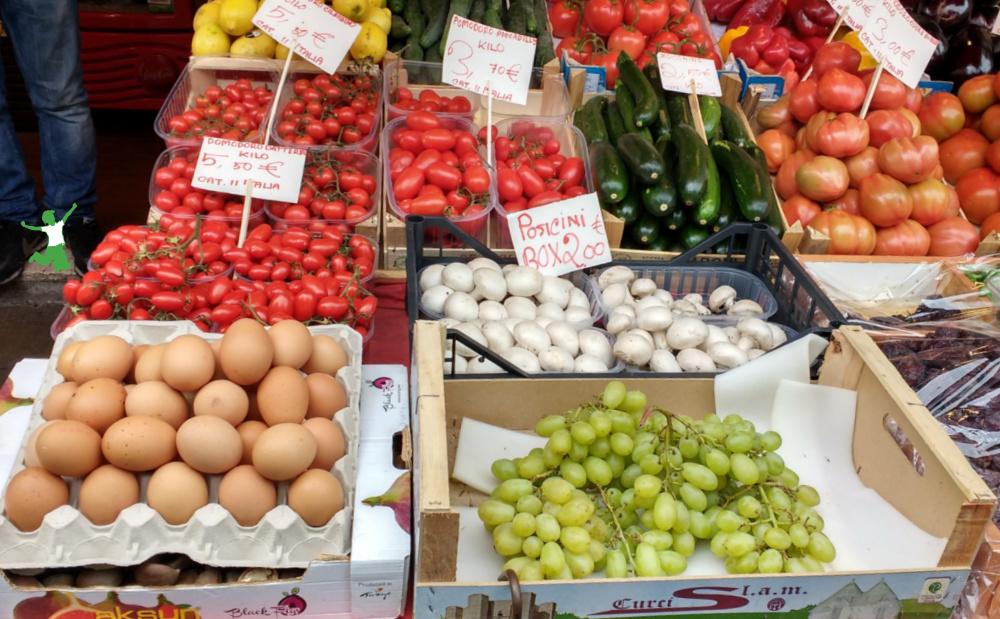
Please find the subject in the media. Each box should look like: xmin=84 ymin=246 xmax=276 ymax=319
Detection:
xmin=148 ymin=145 xmax=267 ymax=226
xmin=383 ymin=58 xmax=480 ymax=121
xmin=489 ymin=118 xmax=595 ymax=249
xmin=153 ymin=57 xmax=279 ymax=148
xmin=270 ymin=63 xmax=382 ymax=154
xmin=264 ymin=148 xmax=381 ymax=231
xmin=588 ymin=264 xmax=780 ymax=320
xmin=383 ymin=116 xmax=496 ymax=245
xmin=478 ymin=66 xmax=572 ymax=125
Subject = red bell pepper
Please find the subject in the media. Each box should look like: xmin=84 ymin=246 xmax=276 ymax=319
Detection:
xmin=729 ymin=0 xmax=785 ymax=28
xmin=704 ymin=0 xmax=745 ymax=23
xmin=730 ymin=24 xmax=789 ymax=69
xmin=788 ymin=0 xmax=838 ymax=38
xmin=773 ymin=26 xmax=814 ymax=74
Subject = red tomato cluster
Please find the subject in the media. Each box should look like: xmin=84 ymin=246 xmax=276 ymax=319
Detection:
xmin=59 ymin=216 xmax=376 ymax=336
xmin=266 ymin=149 xmax=378 ymax=226
xmin=391 ymin=87 xmax=473 ymax=116
xmin=165 ymin=79 xmax=273 ymax=143
xmin=493 ymin=121 xmax=588 ymax=212
xmin=553 ymin=0 xmax=720 ymax=88
xmin=228 ymin=223 xmax=376 ymax=283
xmin=276 ymin=73 xmax=379 ymax=147
xmin=759 ymin=42 xmax=981 ymax=257
xmin=388 ymin=112 xmax=491 ymax=223
xmin=152 ymin=149 xmax=265 ymax=219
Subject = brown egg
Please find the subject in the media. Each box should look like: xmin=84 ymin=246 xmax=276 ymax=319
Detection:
xmin=79 ymin=465 xmax=140 ymax=525
xmin=133 ymin=344 xmax=165 ymax=383
xmin=101 ymin=417 xmax=177 ymax=472
xmin=219 ymin=465 xmax=277 ymax=526
xmin=268 ymin=320 xmax=313 ymax=368
xmin=303 ymin=418 xmax=347 ymax=470
xmin=147 ymin=462 xmax=208 ymax=525
xmin=57 ymin=341 xmax=84 ymax=380
xmin=305 ymin=373 xmax=347 ymax=419
xmin=23 ymin=422 xmax=54 ymax=467
xmin=176 ymin=416 xmax=243 ymax=474
xmin=36 ymin=420 xmax=103 ymax=477
xmin=71 ymin=335 xmax=133 ymax=382
xmin=125 ymin=381 xmax=189 ymax=429
xmin=3 ymin=467 xmax=69 ymax=531
xmin=66 ymin=378 xmax=126 ymax=434
xmin=220 ymin=319 xmax=273 ymax=386
xmin=192 ymin=380 xmax=248 ymax=426
xmin=256 ymin=367 xmax=309 ymax=425
xmin=288 ymin=469 xmax=344 ymax=527
xmin=302 ymin=335 xmax=348 ymax=375
xmin=161 ymin=335 xmax=215 ymax=393
xmin=42 ymin=382 xmax=77 ymax=420
xmin=252 ymin=423 xmax=317 ymax=481
xmin=236 ymin=420 xmax=267 ymax=464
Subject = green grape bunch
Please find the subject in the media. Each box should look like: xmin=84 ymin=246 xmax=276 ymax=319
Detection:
xmin=476 ymin=381 xmax=836 ymax=582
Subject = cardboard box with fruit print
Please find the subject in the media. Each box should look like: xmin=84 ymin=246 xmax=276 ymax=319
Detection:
xmin=0 ymin=351 xmax=410 ymax=619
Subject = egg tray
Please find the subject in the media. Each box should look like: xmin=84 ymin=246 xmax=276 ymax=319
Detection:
xmin=0 ymin=320 xmax=362 ymax=570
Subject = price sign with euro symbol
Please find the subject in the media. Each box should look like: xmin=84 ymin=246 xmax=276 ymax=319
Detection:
xmin=192 ymin=138 xmax=306 ymax=204
xmin=441 ymin=15 xmax=536 ymax=105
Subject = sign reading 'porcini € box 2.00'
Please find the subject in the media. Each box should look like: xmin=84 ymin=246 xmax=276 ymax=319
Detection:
xmin=507 ymin=193 xmax=612 ymax=277
xmin=441 ymin=16 xmax=537 ymax=106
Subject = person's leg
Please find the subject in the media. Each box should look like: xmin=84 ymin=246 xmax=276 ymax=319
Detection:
xmin=2 ymin=0 xmax=99 ymax=273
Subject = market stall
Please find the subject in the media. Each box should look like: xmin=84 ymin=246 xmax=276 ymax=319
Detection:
xmin=3 ymin=0 xmax=1000 ymax=616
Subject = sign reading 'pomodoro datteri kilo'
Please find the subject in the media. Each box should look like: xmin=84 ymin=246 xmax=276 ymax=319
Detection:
xmin=441 ymin=15 xmax=536 ymax=105
xmin=192 ymin=137 xmax=306 ymax=204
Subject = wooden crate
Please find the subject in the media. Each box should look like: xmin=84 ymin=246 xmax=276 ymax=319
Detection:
xmin=412 ymin=321 xmax=996 ymax=587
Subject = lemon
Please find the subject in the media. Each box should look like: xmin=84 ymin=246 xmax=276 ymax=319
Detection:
xmin=369 ymin=0 xmax=385 ymax=7
xmin=362 ymin=6 xmax=391 ymax=34
xmin=333 ymin=0 xmax=368 ymax=22
xmin=192 ymin=24 xmax=232 ymax=56
xmin=350 ymin=22 xmax=387 ymax=62
xmin=230 ymin=29 xmax=276 ymax=58
xmin=192 ymin=2 xmax=222 ymax=30
xmin=218 ymin=0 xmax=257 ymax=36
xmin=275 ymin=43 xmax=291 ymax=60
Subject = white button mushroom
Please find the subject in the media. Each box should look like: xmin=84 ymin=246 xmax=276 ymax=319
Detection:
xmin=707 ymin=342 xmax=749 ymax=369
xmin=564 ymin=307 xmax=595 ymax=330
xmin=539 ymin=347 xmax=576 ymax=372
xmin=574 ymin=354 xmax=610 ymax=372
xmin=652 ymin=289 xmax=674 ymax=306
xmin=598 ymin=265 xmax=636 ymax=290
xmin=738 ymin=317 xmax=774 ymax=350
xmin=636 ymin=305 xmax=674 ymax=332
xmin=606 ymin=312 xmax=634 ymax=335
xmin=708 ymin=285 xmax=737 ymax=313
xmin=728 ymin=299 xmax=765 ymax=317
xmin=537 ymin=302 xmax=566 ymax=323
xmin=445 ymin=354 xmax=468 ymax=374
xmin=649 ymin=349 xmax=681 ymax=372
xmin=723 ymin=326 xmax=741 ymax=345
xmin=567 ymin=287 xmax=591 ymax=311
xmin=670 ymin=299 xmax=700 ymax=316
xmin=419 ymin=264 xmax=445 ymax=291
xmin=601 ymin=283 xmax=632 ymax=309
xmin=579 ymin=329 xmax=614 ymax=367
xmin=747 ymin=349 xmax=766 ymax=361
xmin=504 ymin=296 xmax=537 ymax=321
xmin=666 ymin=317 xmax=709 ymax=350
xmin=767 ymin=323 xmax=788 ymax=350
xmin=473 ymin=268 xmax=508 ymax=301
xmin=613 ymin=332 xmax=654 ymax=367
xmin=478 ymin=300 xmax=508 ymax=322
xmin=676 ymin=348 xmax=717 ymax=372
xmin=505 ymin=266 xmax=544 ymax=297
xmin=630 ymin=277 xmax=657 ymax=298
xmin=441 ymin=262 xmax=475 ymax=292
xmin=700 ymin=325 xmax=730 ymax=352
xmin=536 ymin=276 xmax=573 ymax=309
xmin=513 ymin=321 xmax=551 ymax=355
xmin=421 ymin=285 xmax=454 ymax=315
xmin=546 ymin=322 xmax=580 ymax=356
xmin=443 ymin=291 xmax=479 ymax=322
xmin=736 ymin=336 xmax=755 ymax=352
xmin=652 ymin=330 xmax=669 ymax=350
xmin=451 ymin=322 xmax=488 ymax=358
xmin=468 ymin=257 xmax=503 ymax=272
xmin=502 ymin=347 xmax=541 ymax=373
xmin=482 ymin=321 xmax=515 ymax=352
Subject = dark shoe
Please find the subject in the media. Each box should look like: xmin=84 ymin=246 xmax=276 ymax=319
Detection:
xmin=0 ymin=221 xmax=47 ymax=285
xmin=64 ymin=219 xmax=103 ymax=275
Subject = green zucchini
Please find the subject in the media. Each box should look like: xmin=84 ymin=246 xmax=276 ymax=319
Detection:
xmin=698 ymin=96 xmax=721 ymax=142
xmin=680 ymin=225 xmax=710 ymax=250
xmin=617 ymin=52 xmax=658 ymax=129
xmin=468 ymin=0 xmax=486 ymax=23
xmin=484 ymin=0 xmax=502 ymax=27
xmin=420 ymin=0 xmax=449 ymax=48
xmin=389 ymin=0 xmax=406 ymax=12
xmin=604 ymin=101 xmax=627 ymax=145
xmin=533 ymin=0 xmax=555 ymax=66
xmin=719 ymin=104 xmax=753 ymax=143
xmin=712 ymin=180 xmax=737 ymax=233
xmin=439 ymin=0 xmax=473 ymax=56
xmin=615 ymin=82 xmax=638 ymax=132
xmin=610 ymin=190 xmax=642 ymax=224
xmin=673 ymin=124 xmax=709 ymax=206
xmin=390 ymin=15 xmax=411 ymax=39
xmin=424 ymin=44 xmax=442 ymax=62
xmin=693 ymin=154 xmax=721 ymax=226
xmin=574 ymin=96 xmax=609 ymax=145
xmin=523 ymin=0 xmax=538 ymax=35
xmin=630 ymin=214 xmax=662 ymax=247
xmin=664 ymin=208 xmax=686 ymax=231
xmin=666 ymin=93 xmax=694 ymax=127
xmin=616 ymin=133 xmax=665 ymax=185
xmin=504 ymin=0 xmax=527 ymax=34
xmin=646 ymin=236 xmax=671 ymax=252
xmin=403 ymin=0 xmax=425 ymax=60
xmin=643 ymin=64 xmax=672 ymax=143
xmin=589 ymin=142 xmax=629 ymax=204
xmin=642 ymin=178 xmax=676 ymax=218
xmin=710 ymin=140 xmax=771 ymax=223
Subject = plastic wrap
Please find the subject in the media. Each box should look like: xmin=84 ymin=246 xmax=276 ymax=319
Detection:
xmin=954 ymin=524 xmax=1000 ymax=618
xmin=866 ymin=321 xmax=1000 ymax=521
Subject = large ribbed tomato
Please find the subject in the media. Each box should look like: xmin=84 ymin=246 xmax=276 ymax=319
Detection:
xmin=805 ymin=112 xmax=869 ymax=158
xmin=808 ymin=210 xmax=876 ymax=255
xmin=876 ymin=136 xmax=939 ymax=184
xmin=873 ymin=220 xmax=931 ymax=256
xmin=909 ymin=178 xmax=958 ymax=227
xmin=927 ymin=217 xmax=980 ymax=256
xmin=955 ymin=167 xmax=1000 ymax=224
xmin=859 ymin=173 xmax=913 ymax=227
xmin=796 ymin=156 xmax=849 ymax=203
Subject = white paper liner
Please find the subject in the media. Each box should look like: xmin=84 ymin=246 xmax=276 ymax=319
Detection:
xmin=0 ymin=320 xmax=362 ymax=569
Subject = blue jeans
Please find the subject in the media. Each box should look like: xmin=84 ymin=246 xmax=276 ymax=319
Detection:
xmin=0 ymin=0 xmax=97 ymax=225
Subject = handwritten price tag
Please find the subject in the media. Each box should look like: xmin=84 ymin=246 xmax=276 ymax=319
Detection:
xmin=253 ymin=0 xmax=360 ymax=73
xmin=442 ymin=15 xmax=536 ymax=105
xmin=507 ymin=193 xmax=612 ymax=277
xmin=826 ymin=0 xmax=876 ymax=32
xmin=655 ymin=53 xmax=721 ymax=96
xmin=858 ymin=0 xmax=937 ymax=88
xmin=192 ymin=138 xmax=306 ymax=204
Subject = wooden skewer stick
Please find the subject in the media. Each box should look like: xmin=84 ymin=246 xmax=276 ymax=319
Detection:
xmin=859 ymin=61 xmax=884 ymax=119
xmin=801 ymin=10 xmax=846 ymax=82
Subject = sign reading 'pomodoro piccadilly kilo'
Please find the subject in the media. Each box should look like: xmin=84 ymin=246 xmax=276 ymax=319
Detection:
xmin=507 ymin=192 xmax=612 ymax=277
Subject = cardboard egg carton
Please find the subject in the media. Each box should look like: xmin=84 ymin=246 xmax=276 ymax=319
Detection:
xmin=0 ymin=320 xmax=362 ymax=569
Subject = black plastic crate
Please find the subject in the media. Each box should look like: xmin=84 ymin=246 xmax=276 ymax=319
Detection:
xmin=405 ymin=216 xmax=846 ymax=378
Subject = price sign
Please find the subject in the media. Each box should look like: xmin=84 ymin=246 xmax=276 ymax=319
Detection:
xmin=507 ymin=193 xmax=612 ymax=277
xmin=192 ymin=138 xmax=306 ymax=204
xmin=442 ymin=15 xmax=536 ymax=105
xmin=858 ymin=0 xmax=937 ymax=88
xmin=825 ymin=0 xmax=876 ymax=32
xmin=253 ymin=0 xmax=360 ymax=73
xmin=655 ymin=53 xmax=721 ymax=96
